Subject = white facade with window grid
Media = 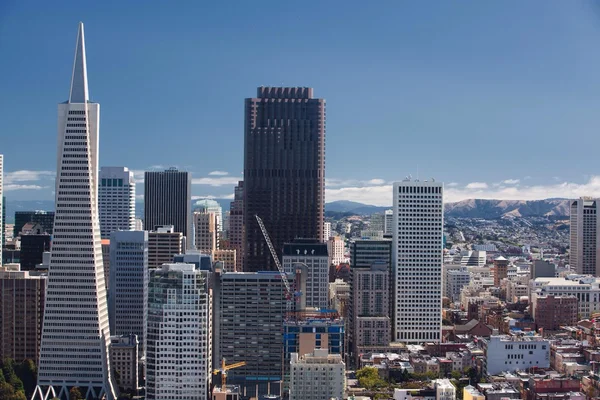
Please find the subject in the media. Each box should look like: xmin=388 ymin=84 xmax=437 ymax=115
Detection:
xmin=99 ymin=166 xmax=135 ymax=239
xmin=393 ymin=181 xmax=443 ymax=344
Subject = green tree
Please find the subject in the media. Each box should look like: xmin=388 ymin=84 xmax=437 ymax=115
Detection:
xmin=0 ymin=382 xmax=16 ymax=399
xmin=451 ymin=370 xmax=462 ymax=380
xmin=69 ymin=386 xmax=84 ymax=400
xmin=15 ymin=359 xmax=36 ymax=398
xmin=356 ymin=366 xmax=386 ymax=390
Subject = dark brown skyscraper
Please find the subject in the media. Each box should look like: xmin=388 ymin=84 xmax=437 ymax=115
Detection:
xmin=244 ymin=87 xmax=325 ymax=272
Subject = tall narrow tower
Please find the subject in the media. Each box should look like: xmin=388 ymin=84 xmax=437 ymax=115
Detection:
xmin=33 ymin=23 xmax=117 ymax=400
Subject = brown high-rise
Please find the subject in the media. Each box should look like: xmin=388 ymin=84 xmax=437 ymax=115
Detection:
xmin=244 ymin=87 xmax=325 ymax=272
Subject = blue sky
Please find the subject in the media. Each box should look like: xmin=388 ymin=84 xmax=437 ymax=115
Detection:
xmin=3 ymin=1 xmax=600 ymax=205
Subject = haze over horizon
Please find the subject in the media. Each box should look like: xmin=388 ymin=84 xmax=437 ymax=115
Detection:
xmin=4 ymin=1 xmax=600 ymax=205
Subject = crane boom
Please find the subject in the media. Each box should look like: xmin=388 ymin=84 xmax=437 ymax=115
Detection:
xmin=255 ymin=215 xmax=292 ymax=296
xmin=213 ymin=359 xmax=247 ymax=388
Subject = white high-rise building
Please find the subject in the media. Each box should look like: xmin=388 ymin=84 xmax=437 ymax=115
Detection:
xmin=99 ymin=166 xmax=135 ymax=239
xmin=570 ymin=198 xmax=600 ymax=276
xmin=384 ymin=209 xmax=393 ymax=236
xmin=33 ymin=23 xmax=117 ymax=400
xmin=108 ymin=231 xmax=148 ymax=354
xmin=146 ymin=263 xmax=212 ymax=400
xmin=323 ymin=221 xmax=331 ymax=242
xmin=328 ymin=236 xmax=346 ymax=266
xmin=393 ymin=180 xmax=443 ymax=344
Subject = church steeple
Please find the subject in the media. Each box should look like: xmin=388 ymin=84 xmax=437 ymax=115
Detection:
xmin=69 ymin=22 xmax=88 ymax=103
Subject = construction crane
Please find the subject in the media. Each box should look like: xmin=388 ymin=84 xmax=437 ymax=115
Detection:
xmin=213 ymin=359 xmax=246 ymax=388
xmin=255 ymin=215 xmax=293 ymax=307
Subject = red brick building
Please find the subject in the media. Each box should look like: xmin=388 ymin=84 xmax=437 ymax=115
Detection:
xmin=535 ymin=295 xmax=578 ymax=331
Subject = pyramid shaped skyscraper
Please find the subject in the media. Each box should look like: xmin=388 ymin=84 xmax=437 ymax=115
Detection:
xmin=33 ymin=23 xmax=117 ymax=400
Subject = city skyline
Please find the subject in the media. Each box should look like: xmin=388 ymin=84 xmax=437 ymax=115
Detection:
xmin=4 ymin=2 xmax=600 ymax=205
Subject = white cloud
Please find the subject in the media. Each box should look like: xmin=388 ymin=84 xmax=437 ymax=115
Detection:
xmin=447 ymin=182 xmax=459 ymax=187
xmin=502 ymin=179 xmax=520 ymax=185
xmin=4 ymin=184 xmax=46 ymax=191
xmin=325 ymin=176 xmax=600 ymax=206
xmin=465 ymin=182 xmax=488 ymax=189
xmin=208 ymin=171 xmax=229 ymax=176
xmin=326 ymin=178 xmax=388 ymax=187
xmin=5 ymin=170 xmax=54 ymax=184
xmin=191 ymin=176 xmax=242 ymax=186
xmin=130 ymin=170 xmax=145 ymax=184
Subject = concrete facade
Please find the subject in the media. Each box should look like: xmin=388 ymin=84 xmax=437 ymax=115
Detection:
xmin=289 ymin=349 xmax=345 ymax=400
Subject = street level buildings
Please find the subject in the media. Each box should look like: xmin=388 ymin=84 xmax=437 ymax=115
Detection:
xmin=99 ymin=167 xmax=135 ymax=239
xmin=109 ymin=334 xmax=139 ymax=394
xmin=289 ymin=349 xmax=345 ymax=400
xmin=482 ymin=335 xmax=550 ymax=375
xmin=108 ymin=231 xmax=148 ymax=354
xmin=0 ymin=266 xmax=46 ymax=364
xmin=34 ymin=23 xmax=118 ymax=400
xmin=147 ymin=263 xmax=212 ymax=400
xmin=570 ymin=198 xmax=600 ymax=276
xmin=244 ymin=87 xmax=325 ymax=272
xmin=393 ymin=180 xmax=444 ymax=343
xmin=144 ymin=168 xmax=192 ymax=247
xmin=533 ymin=295 xmax=577 ymax=331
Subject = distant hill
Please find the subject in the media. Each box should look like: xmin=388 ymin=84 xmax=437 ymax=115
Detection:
xmin=325 ymin=198 xmax=571 ymax=219
xmin=3 ymin=198 xmax=571 ymax=223
xmin=325 ymin=200 xmax=389 ymax=215
xmin=444 ymin=199 xmax=570 ymax=218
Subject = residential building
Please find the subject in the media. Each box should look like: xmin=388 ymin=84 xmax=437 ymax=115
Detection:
xmin=99 ymin=167 xmax=135 ymax=239
xmin=229 ymin=181 xmax=244 ymax=271
xmin=570 ymin=198 xmax=600 ymax=276
xmin=283 ymin=313 xmax=344 ymax=394
xmin=213 ymin=270 xmax=289 ymax=398
xmin=289 ymin=349 xmax=345 ymax=400
xmin=19 ymin=227 xmax=51 ymax=271
xmin=195 ymin=199 xmax=223 ymax=236
xmin=327 ymin=236 xmax=345 ymax=266
xmin=148 ymin=225 xmax=183 ymax=268
xmin=329 ymin=279 xmax=350 ymax=316
xmin=212 ymin=249 xmax=236 ymax=272
xmin=147 ymin=263 xmax=212 ymax=400
xmin=533 ymin=295 xmax=577 ymax=330
xmin=0 ymin=266 xmax=46 ymax=364
xmin=144 ymin=168 xmax=192 ymax=247
xmin=283 ymin=239 xmax=329 ymax=308
xmin=524 ymin=377 xmax=582 ymax=400
xmin=350 ymin=261 xmax=391 ymax=365
xmin=444 ymin=266 xmax=470 ymax=302
xmin=384 ymin=209 xmax=393 ymax=236
xmin=482 ymin=335 xmax=550 ymax=375
xmin=108 ymin=231 xmax=148 ymax=354
xmin=531 ymin=276 xmax=600 ymax=319
xmin=463 ymin=385 xmax=485 ymax=400
xmin=435 ymin=379 xmax=456 ymax=400
xmin=244 ymin=87 xmax=325 ymax=272
xmin=14 ymin=210 xmax=55 ymax=237
xmin=531 ymin=260 xmax=556 ymax=279
xmin=110 ymin=334 xmax=139 ymax=394
xmin=194 ymin=211 xmax=217 ymax=253
xmin=33 ymin=23 xmax=117 ymax=400
xmin=393 ymin=180 xmax=444 ymax=343
xmin=324 ymin=221 xmax=331 ymax=242
xmin=493 ymin=256 xmax=509 ymax=286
